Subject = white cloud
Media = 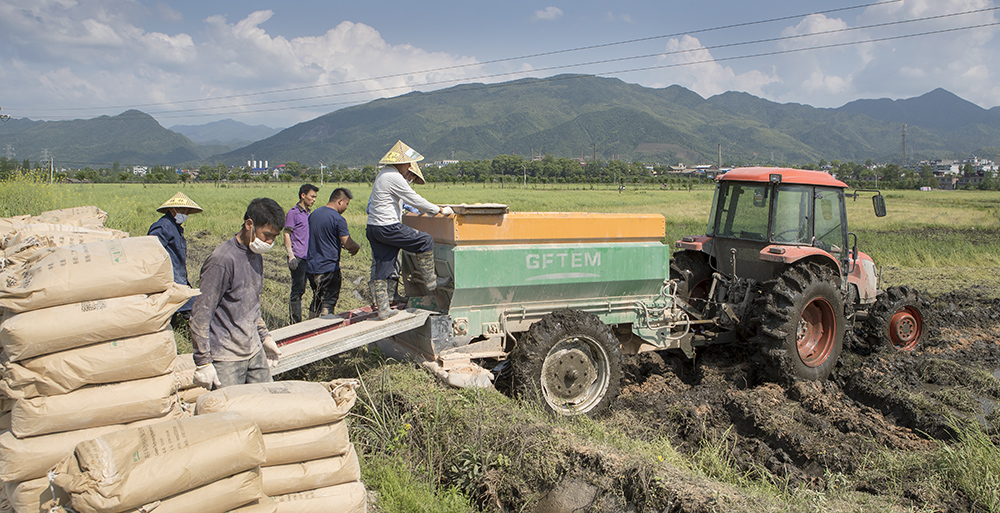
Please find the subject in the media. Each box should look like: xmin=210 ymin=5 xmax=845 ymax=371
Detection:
xmin=0 ymin=3 xmax=483 ymax=126
xmin=531 ymin=7 xmax=563 ymax=22
xmin=654 ymin=35 xmax=780 ymax=98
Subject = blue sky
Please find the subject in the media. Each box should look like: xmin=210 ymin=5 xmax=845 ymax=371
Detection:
xmin=1 ymin=0 xmax=998 ymax=129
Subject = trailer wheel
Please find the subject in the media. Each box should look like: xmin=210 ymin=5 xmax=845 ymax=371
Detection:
xmin=864 ymin=286 xmax=925 ymax=351
xmin=511 ymin=309 xmax=621 ymax=417
xmin=670 ymin=251 xmax=713 ymax=313
xmin=756 ymin=263 xmax=845 ymax=384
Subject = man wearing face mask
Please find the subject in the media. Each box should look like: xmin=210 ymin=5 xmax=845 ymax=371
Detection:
xmin=190 ymin=197 xmax=287 ymax=389
xmin=366 ymin=140 xmax=453 ymax=320
xmin=148 ymin=192 xmax=202 ymax=328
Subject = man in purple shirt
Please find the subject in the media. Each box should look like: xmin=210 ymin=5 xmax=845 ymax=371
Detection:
xmin=191 ymin=197 xmax=287 ymax=389
xmin=283 ymin=183 xmax=318 ymax=323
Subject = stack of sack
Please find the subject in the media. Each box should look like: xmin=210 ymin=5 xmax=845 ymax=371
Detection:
xmin=0 ymin=208 xmax=200 ymax=512
xmin=0 ymin=207 xmax=127 ymax=272
xmin=52 ymin=411 xmax=267 ymax=513
xmin=195 ymin=380 xmax=367 ymax=513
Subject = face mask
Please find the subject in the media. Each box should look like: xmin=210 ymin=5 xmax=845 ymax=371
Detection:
xmin=173 ymin=213 xmax=188 ymax=225
xmin=247 ymin=222 xmax=274 ymax=254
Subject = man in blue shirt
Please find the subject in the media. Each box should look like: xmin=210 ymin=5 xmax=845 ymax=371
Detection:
xmin=148 ymin=191 xmax=202 ymax=328
xmin=305 ymin=188 xmax=361 ymax=318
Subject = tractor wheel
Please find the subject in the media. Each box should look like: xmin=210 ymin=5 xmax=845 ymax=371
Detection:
xmin=756 ymin=263 xmax=845 ymax=384
xmin=670 ymin=251 xmax=713 ymax=313
xmin=864 ymin=286 xmax=925 ymax=351
xmin=511 ymin=309 xmax=622 ymax=417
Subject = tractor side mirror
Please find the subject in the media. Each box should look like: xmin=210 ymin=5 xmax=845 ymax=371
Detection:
xmin=872 ymin=194 xmax=886 ymax=217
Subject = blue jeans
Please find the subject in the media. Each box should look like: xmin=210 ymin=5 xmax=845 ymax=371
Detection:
xmin=214 ymin=349 xmax=271 ymax=387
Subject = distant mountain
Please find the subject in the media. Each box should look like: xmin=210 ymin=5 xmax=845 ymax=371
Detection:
xmin=0 ymin=110 xmax=203 ymax=167
xmin=217 ymin=75 xmax=1000 ymax=167
xmin=5 ymin=76 xmax=998 ymax=168
xmin=169 ymin=119 xmax=281 ymax=149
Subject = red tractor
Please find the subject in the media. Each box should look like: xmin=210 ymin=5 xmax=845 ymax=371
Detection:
xmin=671 ymin=167 xmax=925 ymax=383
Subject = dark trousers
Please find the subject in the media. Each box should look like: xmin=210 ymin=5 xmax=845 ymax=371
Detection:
xmin=308 ymin=269 xmax=342 ymax=317
xmin=289 ymin=258 xmax=308 ymax=323
xmin=366 ymin=223 xmax=433 ymax=280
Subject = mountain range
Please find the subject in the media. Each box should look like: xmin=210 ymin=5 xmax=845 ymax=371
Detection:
xmin=2 ymin=74 xmax=998 ymax=168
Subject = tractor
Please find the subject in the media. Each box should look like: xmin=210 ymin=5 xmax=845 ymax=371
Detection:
xmin=670 ymin=167 xmax=926 ymax=384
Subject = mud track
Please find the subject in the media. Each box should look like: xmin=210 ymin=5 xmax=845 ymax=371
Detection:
xmin=616 ymin=287 xmax=1000 ymax=511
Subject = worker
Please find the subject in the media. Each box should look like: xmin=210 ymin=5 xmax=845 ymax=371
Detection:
xmin=366 ymin=140 xmax=453 ymax=320
xmin=147 ymin=191 xmax=202 ymax=328
xmin=283 ymin=183 xmax=319 ymax=323
xmin=305 ymin=187 xmax=361 ymax=318
xmin=190 ymin=197 xmax=286 ymax=389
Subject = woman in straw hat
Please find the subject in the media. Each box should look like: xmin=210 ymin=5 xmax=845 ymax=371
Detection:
xmin=366 ymin=140 xmax=453 ymax=320
xmin=148 ymin=191 xmax=203 ymax=327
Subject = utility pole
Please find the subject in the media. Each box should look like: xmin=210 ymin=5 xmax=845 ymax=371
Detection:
xmin=41 ymin=149 xmax=52 ymax=184
xmin=318 ymin=161 xmax=325 ymax=186
xmin=901 ymin=124 xmax=907 ymax=168
xmin=522 ymin=164 xmax=526 ymax=188
xmin=718 ymin=144 xmax=722 ymax=169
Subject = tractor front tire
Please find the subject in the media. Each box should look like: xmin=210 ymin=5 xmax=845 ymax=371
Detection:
xmin=670 ymin=250 xmax=713 ymax=313
xmin=864 ymin=286 xmax=925 ymax=351
xmin=511 ymin=309 xmax=622 ymax=417
xmin=757 ymin=263 xmax=845 ymax=384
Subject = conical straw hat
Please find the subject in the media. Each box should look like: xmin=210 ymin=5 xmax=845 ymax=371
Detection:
xmin=156 ymin=192 xmax=203 ymax=214
xmin=378 ymin=140 xmax=424 ymax=165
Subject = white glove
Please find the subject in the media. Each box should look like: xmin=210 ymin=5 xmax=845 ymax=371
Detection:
xmin=439 ymin=206 xmax=454 ymax=216
xmin=262 ymin=336 xmax=282 ymax=368
xmin=193 ymin=363 xmax=221 ymax=390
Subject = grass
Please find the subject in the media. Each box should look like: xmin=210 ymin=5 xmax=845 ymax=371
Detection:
xmin=4 ymin=178 xmax=1000 ymax=512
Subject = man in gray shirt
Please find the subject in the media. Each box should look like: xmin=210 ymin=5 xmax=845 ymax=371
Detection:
xmin=191 ymin=197 xmax=286 ymax=389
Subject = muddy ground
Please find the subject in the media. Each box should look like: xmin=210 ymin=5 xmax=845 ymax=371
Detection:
xmin=615 ymin=286 xmax=1000 ymax=512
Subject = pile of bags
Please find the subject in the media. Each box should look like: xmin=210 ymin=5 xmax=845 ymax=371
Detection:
xmin=195 ymin=380 xmax=367 ymax=513
xmin=0 ymin=207 xmax=369 ymax=513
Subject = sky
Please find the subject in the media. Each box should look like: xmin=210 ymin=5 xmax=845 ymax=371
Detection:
xmin=1 ymin=0 xmax=999 ymax=130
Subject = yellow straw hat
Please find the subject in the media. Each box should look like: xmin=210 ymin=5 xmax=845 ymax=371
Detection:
xmin=156 ymin=191 xmax=203 ymax=214
xmin=378 ymin=140 xmax=426 ymax=184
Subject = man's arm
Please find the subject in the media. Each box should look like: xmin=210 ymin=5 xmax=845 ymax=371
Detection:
xmin=189 ymin=261 xmax=227 ymax=366
xmin=283 ymin=230 xmax=294 ymax=259
xmin=340 ymin=235 xmax=360 ymax=256
xmin=388 ymin=174 xmax=439 ymax=215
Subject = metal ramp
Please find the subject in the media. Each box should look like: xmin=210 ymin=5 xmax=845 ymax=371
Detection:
xmin=268 ymin=306 xmax=433 ymax=376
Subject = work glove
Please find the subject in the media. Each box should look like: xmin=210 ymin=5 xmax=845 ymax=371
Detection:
xmin=439 ymin=206 xmax=454 ymax=216
xmin=287 ymin=256 xmax=300 ymax=271
xmin=193 ymin=363 xmax=221 ymax=390
xmin=262 ymin=335 xmax=282 ymax=368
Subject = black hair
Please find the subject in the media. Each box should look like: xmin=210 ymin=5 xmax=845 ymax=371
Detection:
xmin=299 ymin=183 xmax=319 ymax=199
xmin=329 ymin=187 xmax=353 ymax=202
xmin=244 ymin=198 xmax=285 ymax=232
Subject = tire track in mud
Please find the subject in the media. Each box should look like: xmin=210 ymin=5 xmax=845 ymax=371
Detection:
xmin=616 ymin=287 xmax=1000 ymax=511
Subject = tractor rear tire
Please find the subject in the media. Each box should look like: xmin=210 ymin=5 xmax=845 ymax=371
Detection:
xmin=670 ymin=251 xmax=713 ymax=313
xmin=864 ymin=286 xmax=925 ymax=351
xmin=511 ymin=309 xmax=621 ymax=417
xmin=756 ymin=263 xmax=845 ymax=384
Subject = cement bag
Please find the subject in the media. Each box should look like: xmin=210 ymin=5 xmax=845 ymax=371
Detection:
xmin=0 ymin=404 xmax=187 ymax=482
xmin=262 ymin=421 xmax=350 ymax=467
xmin=0 ymin=236 xmax=173 ymax=314
xmin=0 ymin=216 xmax=29 ymax=239
xmin=5 ymin=476 xmax=70 ymax=513
xmin=11 ymin=373 xmax=178 ymax=437
xmin=261 ymin=444 xmax=360 ymax=497
xmin=53 ymin=411 xmax=265 ymax=513
xmin=126 ymin=468 xmax=264 ymax=513
xmin=0 ymin=283 xmax=197 ymax=361
xmin=0 ymin=329 xmax=177 ymax=399
xmin=27 ymin=206 xmax=107 ymax=227
xmin=1 ymin=228 xmax=129 ymax=270
xmin=195 ymin=379 xmax=358 ymax=433
xmin=271 ymin=481 xmax=367 ymax=513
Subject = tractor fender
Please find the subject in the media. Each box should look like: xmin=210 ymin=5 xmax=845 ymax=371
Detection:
xmin=758 ymin=245 xmax=841 ymax=274
xmin=675 ymin=235 xmax=712 ymax=252
xmin=847 ymin=251 xmax=878 ymax=304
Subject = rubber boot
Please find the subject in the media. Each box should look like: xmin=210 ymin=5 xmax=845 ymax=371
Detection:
xmin=414 ymin=251 xmax=438 ymax=293
xmin=289 ymin=300 xmax=302 ymax=324
xmin=370 ymin=280 xmax=398 ymax=321
xmin=387 ymin=276 xmax=406 ymax=304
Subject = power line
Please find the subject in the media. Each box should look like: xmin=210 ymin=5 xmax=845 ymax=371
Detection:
xmin=25 ymin=0 xmax=904 ymax=114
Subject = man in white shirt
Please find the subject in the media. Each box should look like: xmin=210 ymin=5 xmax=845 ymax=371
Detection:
xmin=366 ymin=140 xmax=453 ymax=320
